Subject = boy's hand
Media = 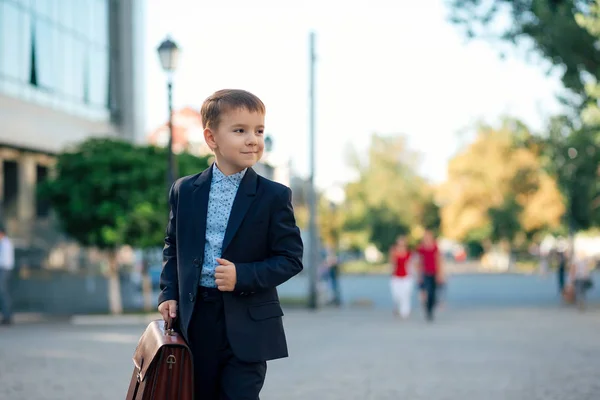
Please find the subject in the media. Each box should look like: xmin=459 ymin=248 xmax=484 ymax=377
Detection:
xmin=215 ymin=258 xmax=237 ymax=291
xmin=158 ymin=300 xmax=178 ymax=324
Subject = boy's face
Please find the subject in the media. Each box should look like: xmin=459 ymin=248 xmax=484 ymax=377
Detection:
xmin=204 ymin=107 xmax=265 ymax=175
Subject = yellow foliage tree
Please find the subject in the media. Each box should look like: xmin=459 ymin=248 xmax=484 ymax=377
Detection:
xmin=439 ymin=122 xmax=565 ymax=243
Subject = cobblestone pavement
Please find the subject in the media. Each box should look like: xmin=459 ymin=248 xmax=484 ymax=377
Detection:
xmin=1 ymin=306 xmax=599 ymax=400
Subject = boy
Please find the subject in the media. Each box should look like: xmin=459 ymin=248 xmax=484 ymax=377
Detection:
xmin=158 ymin=89 xmax=304 ymax=399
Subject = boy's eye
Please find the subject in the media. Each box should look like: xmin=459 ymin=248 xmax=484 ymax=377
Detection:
xmin=234 ymin=129 xmax=244 ymax=133
xmin=257 ymin=130 xmax=264 ymax=135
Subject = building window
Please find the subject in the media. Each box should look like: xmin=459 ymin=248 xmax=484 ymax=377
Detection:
xmin=83 ymin=54 xmax=90 ymax=104
xmin=2 ymin=161 xmax=18 ymax=220
xmin=0 ymin=0 xmax=111 ymax=119
xmin=34 ymin=18 xmax=54 ymax=91
xmin=36 ymin=165 xmax=50 ymax=218
xmin=71 ymin=38 xmax=85 ymax=102
xmin=29 ymin=23 xmax=38 ymax=87
xmin=90 ymin=46 xmax=109 ymax=108
xmin=0 ymin=2 xmax=26 ymax=82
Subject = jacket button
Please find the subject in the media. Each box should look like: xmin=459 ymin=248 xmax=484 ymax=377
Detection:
xmin=189 ymin=292 xmax=195 ymax=302
xmin=193 ymin=258 xmax=200 ymax=266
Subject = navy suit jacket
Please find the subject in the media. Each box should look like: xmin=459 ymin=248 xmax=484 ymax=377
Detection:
xmin=158 ymin=166 xmax=304 ymax=362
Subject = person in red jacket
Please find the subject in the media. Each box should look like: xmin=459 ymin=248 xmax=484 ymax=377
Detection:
xmin=417 ymin=230 xmax=444 ymax=321
xmin=389 ymin=236 xmax=414 ymax=319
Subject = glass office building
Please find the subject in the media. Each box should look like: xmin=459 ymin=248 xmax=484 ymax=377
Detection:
xmin=0 ymin=0 xmax=145 ymax=261
xmin=0 ymin=0 xmax=113 ymax=120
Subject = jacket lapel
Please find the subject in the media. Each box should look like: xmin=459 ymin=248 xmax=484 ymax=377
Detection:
xmin=192 ymin=165 xmax=213 ymax=253
xmin=222 ymin=168 xmax=258 ymax=253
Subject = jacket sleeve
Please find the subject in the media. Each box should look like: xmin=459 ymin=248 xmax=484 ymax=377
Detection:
xmin=158 ymin=181 xmax=179 ymax=305
xmin=234 ymin=187 xmax=304 ymax=292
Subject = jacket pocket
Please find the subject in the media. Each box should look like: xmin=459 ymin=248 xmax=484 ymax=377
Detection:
xmin=248 ymin=302 xmax=284 ymax=321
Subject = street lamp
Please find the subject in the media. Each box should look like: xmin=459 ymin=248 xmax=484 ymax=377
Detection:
xmin=157 ymin=36 xmax=181 ymax=190
xmin=307 ymin=31 xmax=318 ymax=310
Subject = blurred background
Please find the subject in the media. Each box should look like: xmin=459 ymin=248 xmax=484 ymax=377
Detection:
xmin=0 ymin=1 xmax=599 ymax=399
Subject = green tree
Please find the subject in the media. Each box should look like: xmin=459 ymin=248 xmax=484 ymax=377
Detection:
xmin=447 ymin=0 xmax=600 ymax=100
xmin=488 ymin=195 xmax=523 ymax=243
xmin=541 ymin=118 xmax=600 ymax=233
xmin=122 ymin=146 xmax=210 ymax=310
xmin=439 ymin=120 xmax=565 ymax=244
xmin=318 ymin=197 xmax=343 ymax=254
xmin=576 ymin=0 xmax=600 ymax=125
xmin=39 ymin=138 xmax=210 ymax=314
xmin=419 ymin=193 xmax=442 ymax=236
xmin=344 ymin=134 xmax=427 ymax=253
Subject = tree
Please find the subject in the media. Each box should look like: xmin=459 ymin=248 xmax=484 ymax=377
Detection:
xmin=344 ymin=134 xmax=427 ymax=253
xmin=318 ymin=197 xmax=343 ymax=253
xmin=39 ymin=138 xmax=210 ymax=314
xmin=419 ymin=192 xmax=442 ymax=236
xmin=122 ymin=146 xmax=210 ymax=310
xmin=576 ymin=0 xmax=600 ymax=125
xmin=447 ymin=0 xmax=600 ymax=100
xmin=439 ymin=120 xmax=565 ymax=246
xmin=488 ymin=195 xmax=522 ymax=243
xmin=541 ymin=118 xmax=600 ymax=233
xmin=544 ymin=118 xmax=598 ymax=224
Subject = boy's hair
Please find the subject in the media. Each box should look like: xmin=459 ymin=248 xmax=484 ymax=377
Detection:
xmin=200 ymin=89 xmax=266 ymax=130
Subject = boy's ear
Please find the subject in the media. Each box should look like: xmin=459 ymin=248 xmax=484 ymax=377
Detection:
xmin=204 ymin=128 xmax=218 ymax=150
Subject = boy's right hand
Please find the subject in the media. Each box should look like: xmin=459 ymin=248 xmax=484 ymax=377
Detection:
xmin=158 ymin=300 xmax=178 ymax=324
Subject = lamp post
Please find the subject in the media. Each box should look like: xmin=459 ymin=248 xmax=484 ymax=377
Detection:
xmin=157 ymin=36 xmax=181 ymax=190
xmin=307 ymin=31 xmax=319 ymax=310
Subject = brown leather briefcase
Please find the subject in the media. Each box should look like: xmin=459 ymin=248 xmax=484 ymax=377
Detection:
xmin=126 ymin=319 xmax=194 ymax=399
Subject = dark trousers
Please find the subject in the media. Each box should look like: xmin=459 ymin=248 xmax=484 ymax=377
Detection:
xmin=188 ymin=287 xmax=267 ymax=400
xmin=0 ymin=269 xmax=12 ymax=322
xmin=422 ymin=275 xmax=437 ymax=320
xmin=328 ymin=265 xmax=341 ymax=306
xmin=557 ymin=267 xmax=566 ymax=293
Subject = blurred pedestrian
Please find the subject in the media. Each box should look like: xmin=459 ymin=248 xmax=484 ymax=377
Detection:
xmin=417 ymin=230 xmax=443 ymax=322
xmin=389 ymin=236 xmax=414 ymax=319
xmin=318 ymin=245 xmax=341 ymax=306
xmin=569 ymin=252 xmax=593 ymax=311
xmin=325 ymin=247 xmax=342 ymax=307
xmin=0 ymin=224 xmax=15 ymax=325
xmin=556 ymin=250 xmax=567 ymax=295
xmin=539 ymin=251 xmax=549 ymax=276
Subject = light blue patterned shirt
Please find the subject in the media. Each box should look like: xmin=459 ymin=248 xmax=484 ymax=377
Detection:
xmin=200 ymin=164 xmax=247 ymax=288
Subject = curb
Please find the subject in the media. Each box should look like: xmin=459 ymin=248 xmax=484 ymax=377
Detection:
xmin=70 ymin=313 xmax=162 ymax=326
xmin=13 ymin=312 xmax=69 ymax=325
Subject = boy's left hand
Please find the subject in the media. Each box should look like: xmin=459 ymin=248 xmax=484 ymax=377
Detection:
xmin=215 ymin=258 xmax=237 ymax=291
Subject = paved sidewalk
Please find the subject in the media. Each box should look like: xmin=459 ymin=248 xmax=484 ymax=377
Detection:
xmin=1 ymin=306 xmax=599 ymax=399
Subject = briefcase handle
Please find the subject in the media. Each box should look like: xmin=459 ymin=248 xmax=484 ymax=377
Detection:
xmin=164 ymin=316 xmax=177 ymax=336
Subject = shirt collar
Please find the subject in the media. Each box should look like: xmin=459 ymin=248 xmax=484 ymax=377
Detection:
xmin=212 ymin=163 xmax=247 ymax=187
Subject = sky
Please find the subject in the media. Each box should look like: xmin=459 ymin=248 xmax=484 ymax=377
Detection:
xmin=144 ymin=0 xmax=565 ymax=190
